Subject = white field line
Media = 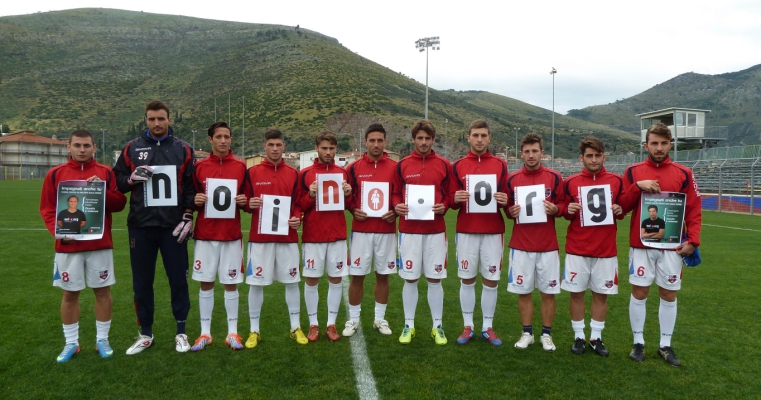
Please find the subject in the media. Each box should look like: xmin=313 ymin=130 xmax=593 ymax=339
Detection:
xmin=342 ymin=276 xmax=379 ymax=400
xmin=703 ymin=224 xmax=761 ymax=233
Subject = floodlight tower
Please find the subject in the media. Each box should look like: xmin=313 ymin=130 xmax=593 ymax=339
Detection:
xmin=550 ymin=67 xmax=557 ymax=168
xmin=100 ymin=128 xmax=107 ymax=164
xmin=415 ymin=36 xmax=440 ymax=120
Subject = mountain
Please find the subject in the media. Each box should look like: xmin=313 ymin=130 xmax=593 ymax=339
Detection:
xmin=0 ymin=8 xmax=637 ymax=161
xmin=568 ymin=65 xmax=761 ymax=146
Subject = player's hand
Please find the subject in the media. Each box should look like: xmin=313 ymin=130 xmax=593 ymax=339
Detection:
xmin=381 ymin=209 xmax=397 ymax=223
xmin=128 ymin=165 xmax=153 ymax=185
xmin=675 ymin=242 xmax=695 ymax=256
xmin=395 ymin=203 xmax=409 ymax=216
xmin=611 ymin=204 xmax=623 ymax=215
xmin=508 ymin=204 xmax=521 ymax=218
xmin=494 ymin=192 xmax=508 ymax=206
xmin=433 ymin=203 xmax=447 ymax=215
xmin=353 ymin=209 xmax=368 ymax=221
xmin=636 ymin=180 xmax=661 ymax=193
xmin=86 ymin=175 xmax=103 ymax=182
xmin=288 ymin=216 xmax=301 ymax=229
xmin=309 ymin=181 xmax=318 ymax=199
xmin=453 ymin=190 xmax=469 ymax=204
xmin=235 ymin=194 xmax=247 ymax=207
xmin=172 ymin=212 xmax=193 ymax=243
xmin=543 ymin=200 xmax=558 ymax=216
xmin=194 ymin=193 xmax=207 ymax=207
xmin=342 ymin=181 xmax=352 ymax=197
xmin=567 ymin=203 xmax=581 ymax=215
xmin=249 ymin=197 xmax=263 ymax=209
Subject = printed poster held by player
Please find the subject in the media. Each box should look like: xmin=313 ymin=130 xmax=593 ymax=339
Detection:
xmin=579 ymin=184 xmax=613 ymax=227
xmin=55 ymin=180 xmax=106 ymax=240
xmin=205 ymin=178 xmax=237 ymax=219
xmin=361 ymin=181 xmax=389 ymax=218
xmin=639 ymin=191 xmax=686 ymax=249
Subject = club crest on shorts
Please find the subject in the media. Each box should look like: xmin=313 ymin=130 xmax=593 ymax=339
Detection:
xmin=336 ymin=261 xmax=344 ymax=270
xmin=387 ymin=261 xmax=395 ymax=269
xmin=228 ymin=268 xmax=238 ymax=279
xmin=604 ymin=280 xmax=614 ymax=288
xmin=434 ymin=264 xmax=443 ymax=273
xmin=548 ymin=279 xmax=558 ymax=288
xmin=488 ymin=265 xmax=497 ymax=274
xmin=99 ymin=269 xmax=109 ymax=280
xmin=667 ymin=275 xmax=678 ymax=284
xmin=130 ymin=238 xmax=136 ymax=248
xmin=289 ymin=268 xmax=298 ymax=277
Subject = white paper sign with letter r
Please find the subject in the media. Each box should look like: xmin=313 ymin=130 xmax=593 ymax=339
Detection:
xmin=516 ymin=184 xmax=546 ymax=224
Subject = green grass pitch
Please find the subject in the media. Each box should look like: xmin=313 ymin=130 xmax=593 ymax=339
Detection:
xmin=0 ymin=180 xmax=759 ymax=399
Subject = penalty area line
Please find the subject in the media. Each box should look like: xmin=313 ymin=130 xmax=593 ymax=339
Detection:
xmin=342 ymin=276 xmax=379 ymax=400
xmin=704 ymin=223 xmax=761 ymax=233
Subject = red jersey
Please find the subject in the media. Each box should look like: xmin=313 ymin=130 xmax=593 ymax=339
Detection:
xmin=560 ymin=167 xmax=626 ymax=258
xmin=40 ymin=157 xmax=127 ymax=253
xmin=622 ymin=156 xmax=702 ymax=249
xmin=297 ymin=159 xmax=350 ymax=243
xmin=346 ymin=152 xmax=398 ymax=234
xmin=505 ymin=164 xmax=565 ymax=252
xmin=392 ymin=150 xmax=452 ymax=234
xmin=243 ymin=158 xmax=301 ymax=243
xmin=450 ymin=150 xmax=509 ymax=234
xmin=192 ymin=151 xmax=247 ymax=241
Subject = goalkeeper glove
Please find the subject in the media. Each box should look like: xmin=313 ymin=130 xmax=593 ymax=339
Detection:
xmin=173 ymin=212 xmax=193 ymax=243
xmin=128 ymin=165 xmax=153 ymax=185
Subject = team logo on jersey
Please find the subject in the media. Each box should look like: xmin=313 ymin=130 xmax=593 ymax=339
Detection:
xmin=130 ymin=238 xmax=136 ymax=248
xmin=545 ymin=188 xmax=552 ymax=199
xmin=99 ymin=269 xmax=109 ymax=280
xmin=434 ymin=264 xmax=443 ymax=273
xmin=228 ymin=268 xmax=238 ymax=279
xmin=604 ymin=280 xmax=614 ymax=288
xmin=488 ymin=265 xmax=497 ymax=274
xmin=667 ymin=275 xmax=678 ymax=284
xmin=336 ymin=261 xmax=344 ymax=270
xmin=548 ymin=279 xmax=557 ymax=288
xmin=289 ymin=268 xmax=298 ymax=277
xmin=387 ymin=261 xmax=396 ymax=269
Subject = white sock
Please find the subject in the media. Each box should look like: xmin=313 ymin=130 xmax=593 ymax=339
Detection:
xmin=659 ymin=298 xmax=677 ymax=347
xmin=374 ymin=302 xmax=387 ymax=322
xmin=63 ymin=322 xmax=79 ymax=344
xmin=630 ymin=295 xmax=647 ymax=344
xmin=327 ymin=282 xmax=342 ymax=326
xmin=248 ymin=286 xmax=263 ymax=333
xmin=285 ymin=283 xmax=301 ymax=330
xmin=224 ymin=290 xmax=239 ymax=335
xmin=304 ymin=283 xmax=319 ymax=326
xmin=459 ymin=282 xmax=476 ymax=329
xmin=428 ymin=281 xmax=444 ymax=328
xmin=349 ymin=304 xmax=361 ymax=323
xmin=481 ymin=284 xmax=498 ymax=331
xmin=199 ymin=289 xmax=214 ymax=335
xmin=571 ymin=319 xmax=585 ymax=340
xmin=402 ymin=281 xmax=418 ymax=328
xmin=590 ymin=319 xmax=605 ymax=341
xmin=96 ymin=320 xmax=110 ymax=341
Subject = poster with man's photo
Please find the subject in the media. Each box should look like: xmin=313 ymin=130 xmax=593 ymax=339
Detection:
xmin=55 ymin=180 xmax=106 ymax=240
xmin=640 ymin=191 xmax=685 ymax=249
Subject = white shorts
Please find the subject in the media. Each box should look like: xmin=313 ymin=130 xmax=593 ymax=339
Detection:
xmin=302 ymin=241 xmax=349 ymax=278
xmin=192 ymin=239 xmax=244 ymax=284
xmin=628 ymin=247 xmax=683 ymax=290
xmin=349 ymin=232 xmax=398 ymax=276
xmin=456 ymin=233 xmax=503 ymax=281
xmin=53 ymin=249 xmax=115 ymax=291
xmin=507 ymin=248 xmax=560 ymax=294
xmin=561 ymin=254 xmax=618 ymax=294
xmin=397 ymin=232 xmax=448 ymax=280
xmin=245 ymin=242 xmax=301 ymax=285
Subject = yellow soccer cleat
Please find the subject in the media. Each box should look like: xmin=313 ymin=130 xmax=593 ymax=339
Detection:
xmin=290 ymin=328 xmax=308 ymax=345
xmin=399 ymin=325 xmax=415 ymax=344
xmin=431 ymin=326 xmax=447 ymax=345
xmin=244 ymin=332 xmax=260 ymax=349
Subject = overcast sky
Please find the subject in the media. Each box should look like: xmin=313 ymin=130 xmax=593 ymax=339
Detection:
xmin=3 ymin=1 xmax=761 ymax=114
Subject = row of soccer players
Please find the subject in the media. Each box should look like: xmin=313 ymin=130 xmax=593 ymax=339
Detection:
xmin=41 ymin=100 xmax=700 ymax=367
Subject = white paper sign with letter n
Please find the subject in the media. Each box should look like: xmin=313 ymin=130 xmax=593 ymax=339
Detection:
xmin=316 ymin=173 xmax=344 ymax=211
xmin=145 ymin=165 xmax=177 ymax=207
xmin=362 ymin=181 xmax=389 ymax=218
xmin=516 ymin=184 xmax=546 ymax=224
xmin=579 ymin=184 xmax=613 ymax=227
xmin=259 ymin=195 xmax=291 ymax=235
xmin=406 ymin=184 xmax=434 ymax=220
xmin=205 ymin=178 xmax=237 ymax=219
xmin=467 ymin=174 xmax=497 ymax=213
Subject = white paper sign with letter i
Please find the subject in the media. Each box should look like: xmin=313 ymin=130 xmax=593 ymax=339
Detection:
xmin=406 ymin=184 xmax=434 ymax=220
xmin=361 ymin=181 xmax=389 ymax=218
xmin=516 ymin=184 xmax=546 ymax=224
xmin=259 ymin=195 xmax=291 ymax=235
xmin=316 ymin=173 xmax=344 ymax=211
xmin=145 ymin=165 xmax=177 ymax=207
xmin=205 ymin=178 xmax=237 ymax=219
xmin=579 ymin=184 xmax=613 ymax=227
xmin=467 ymin=174 xmax=497 ymax=213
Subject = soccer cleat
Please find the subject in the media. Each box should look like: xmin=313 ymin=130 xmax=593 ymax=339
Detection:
xmin=481 ymin=328 xmax=502 ymax=346
xmin=190 ymin=334 xmax=213 ymax=352
xmin=326 ymin=324 xmax=340 ymax=341
xmin=307 ymin=325 xmax=319 ymax=342
xmin=245 ymin=332 xmax=261 ymax=349
xmin=629 ymin=343 xmax=645 ymax=362
xmin=431 ymin=326 xmax=447 ymax=345
xmin=95 ymin=338 xmax=114 ymax=358
xmin=373 ymin=320 xmax=392 ymax=335
xmin=399 ymin=325 xmax=415 ymax=344
xmin=290 ymin=328 xmax=308 ymax=345
xmin=589 ymin=339 xmax=609 ymax=357
xmin=342 ymin=321 xmax=359 ymax=337
xmin=175 ymin=334 xmax=190 ymax=353
xmin=226 ymin=334 xmax=244 ymax=350
xmin=540 ymin=334 xmax=556 ymax=352
xmin=571 ymin=338 xmax=586 ymax=355
xmin=658 ymin=346 xmax=682 ymax=367
xmin=457 ymin=326 xmax=475 ymax=345
xmin=56 ymin=342 xmax=80 ymax=363
xmin=126 ymin=334 xmax=154 ymax=355
xmin=514 ymin=332 xmax=535 ymax=349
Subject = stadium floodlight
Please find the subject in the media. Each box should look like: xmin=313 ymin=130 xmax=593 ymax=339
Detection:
xmin=100 ymin=128 xmax=107 ymax=164
xmin=415 ymin=36 xmax=441 ymax=119
xmin=550 ymin=67 xmax=557 ymax=168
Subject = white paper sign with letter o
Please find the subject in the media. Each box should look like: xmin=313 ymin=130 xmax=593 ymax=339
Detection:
xmin=259 ymin=195 xmax=291 ymax=235
xmin=579 ymin=184 xmax=613 ymax=227
xmin=205 ymin=178 xmax=237 ymax=219
xmin=361 ymin=181 xmax=389 ymax=218
xmin=467 ymin=174 xmax=497 ymax=213
xmin=316 ymin=173 xmax=344 ymax=211
xmin=145 ymin=165 xmax=177 ymax=207
xmin=516 ymin=184 xmax=546 ymax=224
xmin=406 ymin=184 xmax=434 ymax=220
